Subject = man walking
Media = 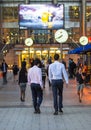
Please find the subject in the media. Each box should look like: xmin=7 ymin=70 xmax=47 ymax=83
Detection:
xmin=28 ymin=58 xmax=43 ymax=114
xmin=49 ymin=54 xmax=68 ymax=115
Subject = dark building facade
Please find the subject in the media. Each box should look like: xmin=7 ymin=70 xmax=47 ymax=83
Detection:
xmin=0 ymin=0 xmax=91 ymax=71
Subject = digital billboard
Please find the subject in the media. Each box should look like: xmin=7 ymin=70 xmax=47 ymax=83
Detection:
xmin=19 ymin=4 xmax=64 ymax=29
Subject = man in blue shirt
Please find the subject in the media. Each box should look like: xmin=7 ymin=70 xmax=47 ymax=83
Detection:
xmin=49 ymin=54 xmax=68 ymax=115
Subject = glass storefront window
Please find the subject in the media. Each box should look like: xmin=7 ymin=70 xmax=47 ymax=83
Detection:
xmin=2 ymin=28 xmax=19 ymax=44
xmin=69 ymin=6 xmax=80 ymax=21
xmin=0 ymin=1 xmax=91 ymax=46
xmin=2 ymin=7 xmax=18 ymax=22
xmin=86 ymin=6 xmax=91 ymax=22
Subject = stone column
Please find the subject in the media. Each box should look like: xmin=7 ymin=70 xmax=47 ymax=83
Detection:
xmin=80 ymin=0 xmax=86 ymax=36
xmin=87 ymin=52 xmax=91 ymax=85
xmin=25 ymin=0 xmax=29 ymax=4
xmin=0 ymin=3 xmax=3 ymax=39
xmin=53 ymin=0 xmax=58 ymax=4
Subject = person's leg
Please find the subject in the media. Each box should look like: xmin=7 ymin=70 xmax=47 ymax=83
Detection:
xmin=43 ymin=76 xmax=46 ymax=88
xmin=2 ymin=72 xmax=4 ymax=84
xmin=68 ymin=68 xmax=72 ymax=78
xmin=31 ymin=85 xmax=37 ymax=112
xmin=23 ymin=90 xmax=25 ymax=100
xmin=3 ymin=72 xmax=7 ymax=84
xmin=20 ymin=90 xmax=24 ymax=101
xmin=37 ymin=86 xmax=43 ymax=113
xmin=20 ymin=83 xmax=26 ymax=101
xmin=57 ymin=80 xmax=63 ymax=111
xmin=42 ymin=76 xmax=45 ymax=88
xmin=77 ymin=84 xmax=82 ymax=102
xmin=22 ymin=90 xmax=25 ymax=101
xmin=4 ymin=72 xmax=7 ymax=83
xmin=52 ymin=80 xmax=58 ymax=113
xmin=79 ymin=84 xmax=84 ymax=102
xmin=14 ymin=75 xmax=17 ymax=82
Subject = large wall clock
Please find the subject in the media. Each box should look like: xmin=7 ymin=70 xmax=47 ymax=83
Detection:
xmin=25 ymin=38 xmax=33 ymax=46
xmin=55 ymin=29 xmax=68 ymax=43
xmin=79 ymin=36 xmax=88 ymax=45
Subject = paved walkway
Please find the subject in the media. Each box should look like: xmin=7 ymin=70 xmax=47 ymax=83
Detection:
xmin=0 ymin=71 xmax=91 ymax=130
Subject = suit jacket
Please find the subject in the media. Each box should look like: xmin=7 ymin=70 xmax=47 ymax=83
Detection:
xmin=1 ymin=62 xmax=8 ymax=73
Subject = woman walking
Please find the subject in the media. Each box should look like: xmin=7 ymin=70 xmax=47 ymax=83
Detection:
xmin=18 ymin=63 xmax=27 ymax=102
xmin=75 ymin=67 xmax=85 ymax=102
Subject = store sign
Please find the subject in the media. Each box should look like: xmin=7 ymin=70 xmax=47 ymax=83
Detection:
xmin=88 ymin=37 xmax=91 ymax=43
xmin=15 ymin=51 xmax=21 ymax=55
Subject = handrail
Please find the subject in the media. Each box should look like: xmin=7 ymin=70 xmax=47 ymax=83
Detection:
xmin=70 ymin=37 xmax=80 ymax=47
xmin=1 ymin=44 xmax=7 ymax=52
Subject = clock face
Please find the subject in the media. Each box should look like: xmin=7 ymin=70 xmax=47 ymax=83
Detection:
xmin=25 ymin=38 xmax=33 ymax=46
xmin=79 ymin=36 xmax=88 ymax=45
xmin=55 ymin=29 xmax=68 ymax=43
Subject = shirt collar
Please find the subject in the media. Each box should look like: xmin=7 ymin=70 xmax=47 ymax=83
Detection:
xmin=54 ymin=61 xmax=59 ymax=63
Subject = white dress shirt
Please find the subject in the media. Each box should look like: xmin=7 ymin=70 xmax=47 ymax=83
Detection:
xmin=28 ymin=65 xmax=43 ymax=88
xmin=49 ymin=61 xmax=68 ymax=84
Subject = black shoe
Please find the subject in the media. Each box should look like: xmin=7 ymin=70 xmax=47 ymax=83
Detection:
xmin=20 ymin=97 xmax=23 ymax=101
xmin=20 ymin=97 xmax=25 ymax=102
xmin=22 ymin=99 xmax=25 ymax=102
xmin=34 ymin=110 xmax=38 ymax=114
xmin=37 ymin=108 xmax=41 ymax=114
xmin=59 ymin=109 xmax=63 ymax=113
xmin=53 ymin=111 xmax=58 ymax=115
xmin=34 ymin=107 xmax=38 ymax=114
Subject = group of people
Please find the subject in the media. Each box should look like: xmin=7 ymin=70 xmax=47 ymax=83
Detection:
xmin=27 ymin=54 xmax=68 ymax=115
xmin=0 ymin=54 xmax=88 ymax=115
xmin=0 ymin=59 xmax=19 ymax=84
xmin=12 ymin=54 xmax=68 ymax=115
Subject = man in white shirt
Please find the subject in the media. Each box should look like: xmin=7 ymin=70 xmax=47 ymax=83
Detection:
xmin=28 ymin=58 xmax=43 ymax=114
xmin=49 ymin=54 xmax=68 ymax=115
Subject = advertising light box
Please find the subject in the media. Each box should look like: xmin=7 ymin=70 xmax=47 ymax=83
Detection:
xmin=19 ymin=4 xmax=64 ymax=29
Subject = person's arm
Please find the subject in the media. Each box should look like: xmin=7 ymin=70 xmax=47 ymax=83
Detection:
xmin=27 ymin=69 xmax=31 ymax=85
xmin=62 ymin=64 xmax=69 ymax=84
xmin=6 ymin=63 xmax=8 ymax=69
xmin=48 ymin=65 xmax=52 ymax=83
xmin=82 ymin=73 xmax=85 ymax=80
xmin=38 ymin=68 xmax=43 ymax=89
xmin=18 ymin=71 xmax=21 ymax=85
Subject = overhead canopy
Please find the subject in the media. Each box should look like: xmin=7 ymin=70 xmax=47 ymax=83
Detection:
xmin=68 ymin=43 xmax=91 ymax=54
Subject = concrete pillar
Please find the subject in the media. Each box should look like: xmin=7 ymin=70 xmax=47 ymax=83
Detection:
xmin=25 ymin=0 xmax=29 ymax=38
xmin=25 ymin=0 xmax=29 ymax=4
xmin=81 ymin=0 xmax=86 ymax=36
xmin=87 ymin=52 xmax=91 ymax=85
xmin=0 ymin=4 xmax=3 ymax=38
xmin=53 ymin=0 xmax=58 ymax=4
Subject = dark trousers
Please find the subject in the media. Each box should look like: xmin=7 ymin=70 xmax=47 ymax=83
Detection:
xmin=42 ymin=76 xmax=46 ymax=87
xmin=31 ymin=83 xmax=43 ymax=110
xmin=52 ymin=79 xmax=63 ymax=111
xmin=3 ymin=72 xmax=7 ymax=84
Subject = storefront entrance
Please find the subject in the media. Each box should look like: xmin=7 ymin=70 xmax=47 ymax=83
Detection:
xmin=20 ymin=47 xmax=62 ymax=68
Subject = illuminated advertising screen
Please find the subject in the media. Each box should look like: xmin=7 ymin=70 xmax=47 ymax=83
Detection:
xmin=19 ymin=4 xmax=64 ymax=29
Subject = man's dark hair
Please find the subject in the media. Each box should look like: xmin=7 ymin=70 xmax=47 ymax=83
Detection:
xmin=54 ymin=54 xmax=59 ymax=60
xmin=34 ymin=58 xmax=41 ymax=66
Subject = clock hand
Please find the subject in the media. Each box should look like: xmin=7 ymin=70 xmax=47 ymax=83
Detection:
xmin=56 ymin=35 xmax=63 ymax=39
xmin=81 ymin=40 xmax=85 ymax=43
